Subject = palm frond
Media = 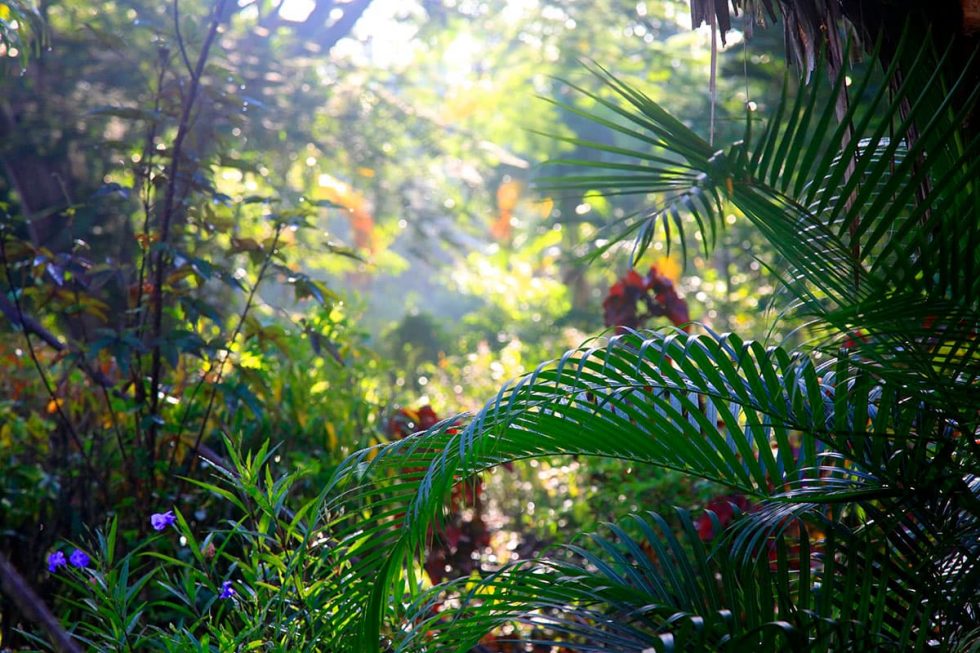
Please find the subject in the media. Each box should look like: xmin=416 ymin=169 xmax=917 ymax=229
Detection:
xmin=316 ymin=327 xmax=979 ymax=650
xmin=398 ymin=510 xmax=783 ymax=652
xmin=312 ymin=28 xmax=980 ymax=653
xmin=536 ymin=35 xmax=980 ymax=409
xmin=396 ymin=504 xmax=967 ymax=652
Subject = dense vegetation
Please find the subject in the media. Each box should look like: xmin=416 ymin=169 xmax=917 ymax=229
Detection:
xmin=1 ymin=0 xmax=978 ymax=651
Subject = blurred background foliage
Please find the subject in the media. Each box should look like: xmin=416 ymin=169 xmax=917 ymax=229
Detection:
xmin=0 ymin=0 xmax=804 ymax=645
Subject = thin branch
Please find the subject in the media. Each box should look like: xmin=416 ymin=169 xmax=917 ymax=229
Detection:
xmin=132 ymin=45 xmax=172 ymax=337
xmin=131 ymin=48 xmax=171 ymax=463
xmin=167 ymin=225 xmax=284 ymax=489
xmin=173 ymin=0 xmax=195 ymax=78
xmin=0 ymin=552 xmax=82 ymax=653
xmin=0 ymin=231 xmax=100 ymax=481
xmin=147 ymin=0 xmax=228 ymax=466
xmin=0 ymin=290 xmax=64 ymax=349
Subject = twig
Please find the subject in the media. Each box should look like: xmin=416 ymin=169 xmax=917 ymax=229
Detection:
xmin=167 ymin=225 xmax=284 ymax=490
xmin=133 ymin=50 xmax=170 ymax=337
xmin=131 ymin=48 xmax=171 ymax=468
xmin=147 ymin=0 xmax=228 ymax=469
xmin=0 ymin=231 xmax=100 ymax=486
xmin=0 ymin=552 xmax=82 ymax=653
xmin=173 ymin=0 xmax=195 ymax=78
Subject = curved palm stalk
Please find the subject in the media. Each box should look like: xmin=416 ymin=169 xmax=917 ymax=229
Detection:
xmin=317 ymin=326 xmax=978 ymax=650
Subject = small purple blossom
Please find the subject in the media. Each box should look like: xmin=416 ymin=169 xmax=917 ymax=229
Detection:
xmin=218 ymin=580 xmax=235 ymax=600
xmin=47 ymin=551 xmax=67 ymax=573
xmin=69 ymin=549 xmax=90 ymax=568
xmin=150 ymin=510 xmax=177 ymax=531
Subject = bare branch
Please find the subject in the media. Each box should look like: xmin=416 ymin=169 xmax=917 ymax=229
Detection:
xmin=0 ymin=293 xmax=116 ymax=388
xmin=0 ymin=552 xmax=82 ymax=653
xmin=147 ymin=0 xmax=228 ymax=462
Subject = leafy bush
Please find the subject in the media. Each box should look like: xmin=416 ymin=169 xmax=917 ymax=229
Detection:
xmin=33 ymin=440 xmax=348 ymax=651
xmin=0 ymin=1 xmax=383 ymax=643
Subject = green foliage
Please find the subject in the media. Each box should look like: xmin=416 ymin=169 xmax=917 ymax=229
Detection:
xmin=312 ymin=28 xmax=980 ymax=653
xmin=32 ymin=439 xmax=356 ymax=651
xmin=3 ymin=1 xmax=977 ymax=652
xmin=0 ymin=2 xmax=389 ymax=644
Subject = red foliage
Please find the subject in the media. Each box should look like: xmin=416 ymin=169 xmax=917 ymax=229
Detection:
xmin=602 ymin=266 xmax=690 ymax=333
xmin=695 ymin=494 xmax=755 ymax=540
xmin=842 ymin=329 xmax=869 ymax=350
xmin=387 ymin=404 xmax=492 ymax=583
xmin=388 ymin=405 xmax=441 ymax=438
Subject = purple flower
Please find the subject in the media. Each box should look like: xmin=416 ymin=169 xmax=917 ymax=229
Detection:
xmin=69 ymin=549 xmax=90 ymax=568
xmin=150 ymin=510 xmax=177 ymax=531
xmin=218 ymin=580 xmax=235 ymax=599
xmin=47 ymin=551 xmax=67 ymax=573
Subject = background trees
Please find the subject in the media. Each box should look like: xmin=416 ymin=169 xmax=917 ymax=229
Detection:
xmin=2 ymin=0 xmax=976 ymax=650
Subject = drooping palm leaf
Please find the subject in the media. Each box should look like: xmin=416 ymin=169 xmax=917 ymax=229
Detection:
xmin=315 ymin=323 xmax=980 ymax=650
xmin=399 ymin=509 xmax=784 ymax=652
xmin=537 ymin=34 xmax=980 ymax=411
xmin=396 ymin=504 xmax=970 ymax=652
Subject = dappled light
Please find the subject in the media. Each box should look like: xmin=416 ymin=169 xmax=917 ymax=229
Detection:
xmin=1 ymin=1 xmax=978 ymax=651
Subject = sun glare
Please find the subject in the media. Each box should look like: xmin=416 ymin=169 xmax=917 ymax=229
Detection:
xmin=278 ymin=0 xmax=315 ymax=23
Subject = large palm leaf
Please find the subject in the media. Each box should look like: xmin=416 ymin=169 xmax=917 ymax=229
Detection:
xmin=398 ymin=507 xmax=960 ymax=652
xmin=317 ymin=333 xmax=978 ymax=650
xmin=401 ymin=509 xmax=804 ymax=652
xmin=315 ymin=31 xmax=980 ymax=653
xmin=537 ymin=34 xmax=980 ymax=410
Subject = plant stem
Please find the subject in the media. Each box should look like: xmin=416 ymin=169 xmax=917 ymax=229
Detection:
xmin=0 ymin=552 xmax=82 ymax=653
xmin=167 ymin=225 xmax=284 ymax=495
xmin=146 ymin=0 xmax=227 ymax=482
xmin=0 ymin=230 xmax=100 ymax=482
